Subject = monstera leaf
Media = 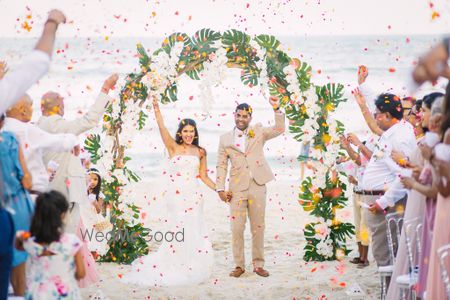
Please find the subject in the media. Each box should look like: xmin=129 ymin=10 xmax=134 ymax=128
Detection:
xmin=254 ymin=34 xmax=280 ymax=50
xmin=189 ymin=28 xmax=221 ymax=52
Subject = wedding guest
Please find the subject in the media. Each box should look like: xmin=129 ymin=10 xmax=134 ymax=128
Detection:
xmin=340 ymin=133 xmax=375 ymax=268
xmin=398 ymin=97 xmax=443 ymax=298
xmin=0 ymin=114 xmax=33 ymax=296
xmin=386 ymin=98 xmax=442 ymax=300
xmin=299 ymin=141 xmax=311 ymax=180
xmin=3 ymin=94 xmax=79 ymax=194
xmin=360 ymin=94 xmax=416 ymax=271
xmin=36 ymin=74 xmax=117 ymax=235
xmin=424 ymin=85 xmax=450 ymax=299
xmin=82 ymin=168 xmax=111 ymax=259
xmin=16 ymin=191 xmax=85 ymax=300
xmin=0 ymin=10 xmax=66 ymax=299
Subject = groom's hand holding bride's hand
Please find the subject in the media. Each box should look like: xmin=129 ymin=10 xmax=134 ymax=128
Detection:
xmin=218 ymin=191 xmax=232 ymax=203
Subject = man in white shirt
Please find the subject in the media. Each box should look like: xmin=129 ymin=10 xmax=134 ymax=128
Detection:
xmin=3 ymin=94 xmax=79 ymax=193
xmin=360 ymin=93 xmax=416 ymax=267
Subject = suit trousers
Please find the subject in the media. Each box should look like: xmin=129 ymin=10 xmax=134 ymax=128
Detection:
xmin=229 ymin=179 xmax=266 ymax=269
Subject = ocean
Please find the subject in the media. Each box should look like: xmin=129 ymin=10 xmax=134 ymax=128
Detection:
xmin=0 ymin=34 xmax=445 ymax=180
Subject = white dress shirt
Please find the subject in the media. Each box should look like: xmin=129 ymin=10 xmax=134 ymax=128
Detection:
xmin=0 ymin=50 xmax=50 ymax=115
xmin=234 ymin=128 xmax=247 ymax=153
xmin=361 ymin=120 xmax=416 ymax=209
xmin=2 ymin=118 xmax=78 ymax=192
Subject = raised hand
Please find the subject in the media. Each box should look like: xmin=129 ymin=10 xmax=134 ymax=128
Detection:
xmin=101 ymin=73 xmax=119 ymax=94
xmin=358 ymin=65 xmax=368 ymax=85
xmin=352 ymin=88 xmax=366 ymax=107
xmin=152 ymin=96 xmax=160 ymax=111
xmin=47 ymin=9 xmax=66 ymax=25
xmin=269 ymin=96 xmax=280 ymax=110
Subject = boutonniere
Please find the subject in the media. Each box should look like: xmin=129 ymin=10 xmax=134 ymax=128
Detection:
xmin=247 ymin=129 xmax=255 ymax=138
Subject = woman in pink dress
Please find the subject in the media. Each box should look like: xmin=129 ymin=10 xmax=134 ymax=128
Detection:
xmin=425 ymin=120 xmax=450 ymax=299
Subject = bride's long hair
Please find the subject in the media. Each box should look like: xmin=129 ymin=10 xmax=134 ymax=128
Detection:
xmin=175 ymin=118 xmax=200 ymax=147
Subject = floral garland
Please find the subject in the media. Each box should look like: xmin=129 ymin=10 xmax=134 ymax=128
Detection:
xmin=84 ymin=28 xmax=354 ymax=264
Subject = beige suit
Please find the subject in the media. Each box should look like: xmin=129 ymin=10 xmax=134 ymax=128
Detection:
xmin=37 ymin=93 xmax=111 ymax=234
xmin=216 ymin=110 xmax=285 ymax=269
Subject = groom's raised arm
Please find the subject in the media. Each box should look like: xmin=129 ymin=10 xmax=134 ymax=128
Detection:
xmin=216 ymin=136 xmax=229 ymax=191
xmin=262 ymin=110 xmax=285 ymax=141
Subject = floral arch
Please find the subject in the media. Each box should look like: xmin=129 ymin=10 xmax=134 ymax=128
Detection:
xmin=84 ymin=29 xmax=354 ymax=264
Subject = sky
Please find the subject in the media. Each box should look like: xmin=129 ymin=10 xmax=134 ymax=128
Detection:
xmin=0 ymin=0 xmax=449 ymax=38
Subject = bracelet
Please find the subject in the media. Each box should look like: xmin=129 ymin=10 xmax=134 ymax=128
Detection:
xmin=45 ymin=19 xmax=59 ymax=27
xmin=444 ymin=37 xmax=450 ymax=57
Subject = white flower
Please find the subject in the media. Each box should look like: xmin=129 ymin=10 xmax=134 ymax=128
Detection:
xmin=316 ymin=238 xmax=334 ymax=258
xmin=314 ymin=222 xmax=330 ymax=240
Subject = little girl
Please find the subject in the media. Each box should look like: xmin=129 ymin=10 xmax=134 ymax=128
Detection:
xmin=87 ymin=168 xmax=106 ymax=215
xmin=79 ymin=168 xmax=111 ymax=259
xmin=16 ymin=191 xmax=85 ymax=300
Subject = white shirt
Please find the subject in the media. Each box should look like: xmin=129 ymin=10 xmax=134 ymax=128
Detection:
xmin=0 ymin=50 xmax=50 ymax=115
xmin=234 ymin=128 xmax=247 ymax=153
xmin=361 ymin=120 xmax=416 ymax=209
xmin=2 ymin=118 xmax=78 ymax=192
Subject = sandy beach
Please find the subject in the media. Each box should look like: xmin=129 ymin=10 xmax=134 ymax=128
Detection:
xmin=80 ymin=178 xmax=380 ymax=300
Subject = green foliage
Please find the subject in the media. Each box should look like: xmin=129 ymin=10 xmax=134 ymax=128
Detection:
xmin=254 ymin=34 xmax=280 ymax=50
xmin=84 ymin=29 xmax=353 ymax=264
xmin=84 ymin=134 xmax=102 ymax=164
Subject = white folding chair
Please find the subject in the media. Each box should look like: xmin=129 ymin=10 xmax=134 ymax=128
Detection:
xmin=379 ymin=211 xmax=404 ymax=300
xmin=437 ymin=243 xmax=450 ymax=299
xmin=397 ymin=217 xmax=422 ymax=300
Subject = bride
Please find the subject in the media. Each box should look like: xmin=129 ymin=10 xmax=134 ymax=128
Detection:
xmin=123 ymin=97 xmax=222 ymax=286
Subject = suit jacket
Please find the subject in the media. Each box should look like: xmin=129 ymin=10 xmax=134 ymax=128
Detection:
xmin=216 ymin=110 xmax=285 ymax=193
xmin=37 ymin=92 xmax=111 ymax=203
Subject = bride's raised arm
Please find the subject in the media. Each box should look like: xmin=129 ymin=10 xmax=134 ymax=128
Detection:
xmin=152 ymin=97 xmax=177 ymax=153
xmin=198 ymin=148 xmax=216 ymax=191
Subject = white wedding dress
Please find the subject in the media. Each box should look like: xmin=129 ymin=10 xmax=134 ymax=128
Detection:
xmin=123 ymin=155 xmax=214 ymax=286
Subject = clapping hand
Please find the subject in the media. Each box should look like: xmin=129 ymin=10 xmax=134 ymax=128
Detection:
xmin=347 ymin=133 xmax=361 ymax=146
xmin=419 ymin=144 xmax=433 ymax=161
xmin=400 ymin=176 xmax=416 ymax=189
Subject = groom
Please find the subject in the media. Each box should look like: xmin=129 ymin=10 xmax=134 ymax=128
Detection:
xmin=216 ymin=97 xmax=285 ymax=278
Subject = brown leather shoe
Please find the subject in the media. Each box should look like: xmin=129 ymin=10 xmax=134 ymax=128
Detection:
xmin=229 ymin=267 xmax=245 ymax=277
xmin=253 ymin=267 xmax=269 ymax=277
